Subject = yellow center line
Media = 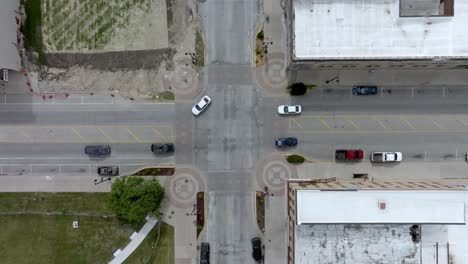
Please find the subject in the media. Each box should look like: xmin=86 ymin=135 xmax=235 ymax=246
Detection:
xmin=300 ymin=114 xmax=468 ymax=118
xmin=401 ymin=118 xmax=416 ymax=130
xmin=71 ymin=128 xmax=85 ymax=141
xmin=344 ymin=118 xmax=359 ymax=129
xmin=317 ymin=117 xmax=331 ymax=129
xmin=432 ymin=120 xmax=443 ymax=129
xmin=288 ymin=129 xmax=468 ymax=134
xmin=170 ymin=127 xmax=174 ymax=142
xmin=97 ymin=128 xmax=114 ymax=142
xmin=372 ymin=117 xmax=386 ymax=129
xmin=152 ymin=128 xmax=168 ymax=142
xmin=126 ymin=128 xmax=142 ymax=142
xmin=290 ymin=118 xmax=304 ymax=129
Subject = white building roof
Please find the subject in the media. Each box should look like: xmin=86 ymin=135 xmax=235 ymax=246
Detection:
xmin=0 ymin=0 xmax=21 ymax=70
xmin=293 ymin=0 xmax=468 ymax=60
xmin=296 ymin=190 xmax=466 ymax=224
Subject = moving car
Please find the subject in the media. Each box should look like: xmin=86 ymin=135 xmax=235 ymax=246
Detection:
xmin=277 ymin=105 xmax=301 ymax=115
xmin=85 ymin=145 xmax=111 ymax=157
xmin=151 ymin=143 xmax=174 ymax=153
xmin=192 ymin=95 xmax=212 ymax=116
xmin=352 ymin=85 xmax=378 ymax=95
xmin=97 ymin=166 xmax=119 ymax=176
xmin=335 ymin=149 xmax=364 ymax=161
xmin=200 ymin=242 xmax=210 ymax=264
xmin=251 ymin=237 xmax=262 ymax=262
xmin=275 ymin=137 xmax=298 ymax=147
xmin=371 ymin=152 xmax=403 ymax=163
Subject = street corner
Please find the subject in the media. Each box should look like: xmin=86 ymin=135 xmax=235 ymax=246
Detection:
xmin=165 ymin=55 xmax=204 ymax=100
xmin=255 ymin=52 xmax=288 ymax=96
xmin=256 ymin=153 xmax=298 ymax=196
xmin=164 ymin=167 xmax=207 ymax=208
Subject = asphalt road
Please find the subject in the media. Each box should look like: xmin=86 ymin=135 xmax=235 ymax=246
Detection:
xmin=198 ymin=0 xmax=261 ymax=263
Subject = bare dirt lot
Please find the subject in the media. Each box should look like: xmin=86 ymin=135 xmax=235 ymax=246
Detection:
xmin=26 ymin=0 xmax=202 ymax=100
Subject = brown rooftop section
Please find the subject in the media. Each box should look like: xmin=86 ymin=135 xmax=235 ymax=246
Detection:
xmin=289 ymin=178 xmax=468 ymax=191
xmin=400 ymin=0 xmax=454 ymax=17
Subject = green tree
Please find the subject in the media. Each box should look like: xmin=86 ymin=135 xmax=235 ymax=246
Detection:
xmin=287 ymin=154 xmax=305 ymax=164
xmin=288 ymin=83 xmax=307 ymax=96
xmin=110 ymin=177 xmax=165 ymax=223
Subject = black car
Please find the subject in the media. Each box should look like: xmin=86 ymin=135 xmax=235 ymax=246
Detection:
xmin=85 ymin=145 xmax=111 ymax=156
xmin=251 ymin=237 xmax=262 ymax=262
xmin=151 ymin=143 xmax=174 ymax=153
xmin=200 ymin=242 xmax=210 ymax=264
xmin=352 ymin=85 xmax=378 ymax=95
xmin=97 ymin=166 xmax=119 ymax=176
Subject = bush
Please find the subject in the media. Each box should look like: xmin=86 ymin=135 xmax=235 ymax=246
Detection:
xmin=287 ymin=154 xmax=305 ymax=164
xmin=110 ymin=177 xmax=165 ymax=223
xmin=257 ymin=30 xmax=264 ymax=40
xmin=288 ymin=83 xmax=307 ymax=96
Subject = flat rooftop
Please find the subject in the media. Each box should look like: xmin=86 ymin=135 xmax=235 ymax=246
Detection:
xmin=292 ymin=0 xmax=468 ymax=60
xmin=295 ymin=224 xmax=420 ymax=264
xmin=296 ymin=190 xmax=467 ymax=224
xmin=0 ymin=0 xmax=21 ymax=70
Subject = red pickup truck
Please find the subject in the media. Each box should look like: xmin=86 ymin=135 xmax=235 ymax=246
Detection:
xmin=335 ymin=149 xmax=364 ymax=161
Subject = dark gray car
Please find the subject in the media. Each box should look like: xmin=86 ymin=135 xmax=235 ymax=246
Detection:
xmin=97 ymin=166 xmax=119 ymax=176
xmin=85 ymin=145 xmax=111 ymax=157
xmin=200 ymin=242 xmax=210 ymax=264
xmin=151 ymin=143 xmax=174 ymax=153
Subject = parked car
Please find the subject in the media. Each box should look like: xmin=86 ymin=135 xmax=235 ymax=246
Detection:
xmin=277 ymin=105 xmax=301 ymax=115
xmin=352 ymin=85 xmax=378 ymax=95
xmin=465 ymin=153 xmax=468 ymax=162
xmin=84 ymin=145 xmax=111 ymax=157
xmin=275 ymin=137 xmax=298 ymax=147
xmin=251 ymin=237 xmax=262 ymax=262
xmin=97 ymin=166 xmax=119 ymax=176
xmin=200 ymin=242 xmax=210 ymax=264
xmin=151 ymin=143 xmax=174 ymax=153
xmin=192 ymin=95 xmax=212 ymax=116
xmin=371 ymin=152 xmax=403 ymax=162
xmin=335 ymin=149 xmax=364 ymax=161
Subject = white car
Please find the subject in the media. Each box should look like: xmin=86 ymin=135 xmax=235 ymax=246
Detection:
xmin=192 ymin=95 xmax=211 ymax=116
xmin=371 ymin=152 xmax=403 ymax=163
xmin=277 ymin=105 xmax=302 ymax=115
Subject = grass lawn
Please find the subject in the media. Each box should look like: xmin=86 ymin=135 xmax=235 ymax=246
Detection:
xmin=22 ymin=0 xmax=45 ymax=64
xmin=0 ymin=192 xmax=111 ymax=213
xmin=0 ymin=193 xmax=174 ymax=264
xmin=0 ymin=215 xmax=134 ymax=264
xmin=125 ymin=223 xmax=174 ymax=264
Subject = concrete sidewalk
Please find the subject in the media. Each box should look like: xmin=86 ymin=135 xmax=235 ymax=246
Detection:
xmin=0 ymin=175 xmax=111 ymax=192
xmin=109 ymin=216 xmax=159 ymax=264
xmin=296 ymin=161 xmax=468 ymax=181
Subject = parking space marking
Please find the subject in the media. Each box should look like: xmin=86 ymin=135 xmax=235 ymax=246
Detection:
xmin=97 ymin=128 xmax=114 ymax=142
xmin=317 ymin=117 xmax=331 ymax=129
xmin=152 ymin=128 xmax=168 ymax=142
xmin=372 ymin=117 xmax=386 ymax=129
xmin=71 ymin=128 xmax=85 ymax=141
xmin=290 ymin=118 xmax=303 ymax=129
xmin=126 ymin=128 xmax=142 ymax=142
xmin=401 ymin=117 xmax=416 ymax=130
xmin=457 ymin=119 xmax=468 ymax=127
xmin=432 ymin=120 xmax=443 ymax=129
xmin=344 ymin=118 xmax=359 ymax=129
